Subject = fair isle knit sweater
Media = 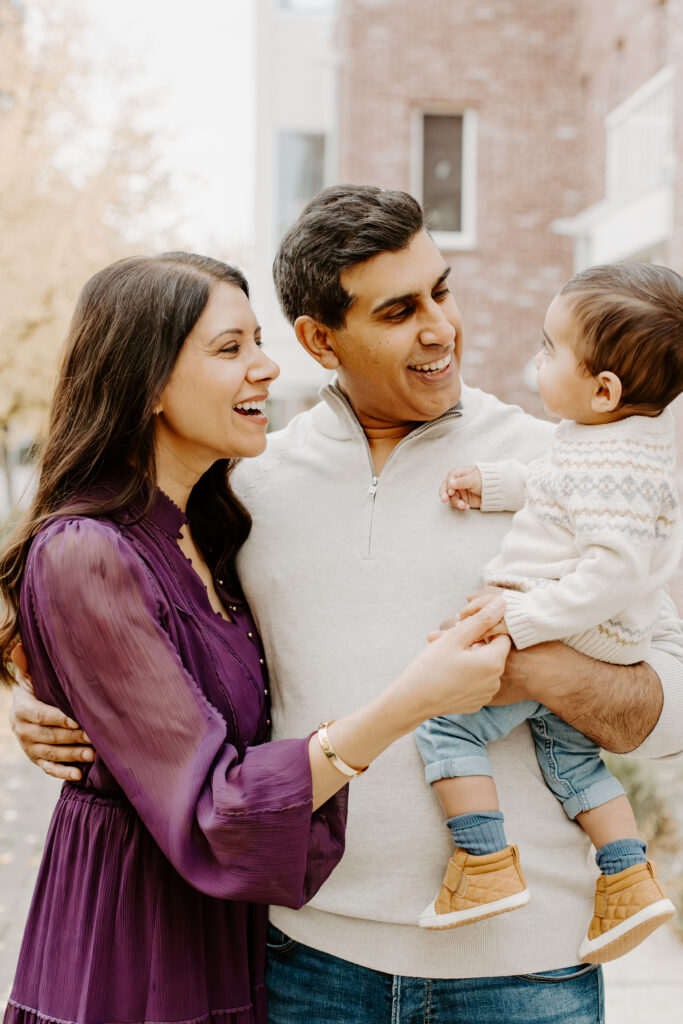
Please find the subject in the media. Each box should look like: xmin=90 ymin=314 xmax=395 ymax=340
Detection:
xmin=232 ymin=383 xmax=683 ymax=979
xmin=481 ymin=410 xmax=681 ymax=665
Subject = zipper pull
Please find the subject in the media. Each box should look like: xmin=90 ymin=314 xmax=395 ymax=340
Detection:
xmin=368 ymin=476 xmax=378 ymax=498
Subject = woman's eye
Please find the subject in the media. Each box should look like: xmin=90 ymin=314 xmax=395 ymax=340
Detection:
xmin=221 ymin=344 xmax=239 ymax=355
xmin=433 ymin=287 xmax=450 ymax=301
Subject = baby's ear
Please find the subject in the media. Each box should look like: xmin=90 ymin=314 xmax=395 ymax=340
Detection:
xmin=590 ymin=370 xmax=622 ymax=413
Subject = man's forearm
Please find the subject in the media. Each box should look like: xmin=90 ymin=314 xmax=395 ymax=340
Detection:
xmin=498 ymin=641 xmax=663 ymax=753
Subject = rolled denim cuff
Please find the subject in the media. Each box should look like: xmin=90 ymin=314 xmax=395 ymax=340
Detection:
xmin=560 ymin=775 xmax=625 ymax=821
xmin=424 ymin=754 xmax=494 ymax=785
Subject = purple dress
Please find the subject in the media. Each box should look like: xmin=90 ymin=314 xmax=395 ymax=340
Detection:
xmin=5 ymin=483 xmax=347 ymax=1024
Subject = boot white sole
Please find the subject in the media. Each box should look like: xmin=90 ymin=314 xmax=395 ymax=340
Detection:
xmin=579 ymin=898 xmax=675 ymax=963
xmin=418 ymin=887 xmax=530 ymax=930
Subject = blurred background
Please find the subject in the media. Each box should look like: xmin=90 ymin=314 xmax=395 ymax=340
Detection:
xmin=1 ymin=0 xmax=682 ymax=1016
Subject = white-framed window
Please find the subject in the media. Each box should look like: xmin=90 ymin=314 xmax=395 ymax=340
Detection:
xmin=277 ymin=130 xmax=326 ymax=236
xmin=412 ymin=110 xmax=477 ymax=250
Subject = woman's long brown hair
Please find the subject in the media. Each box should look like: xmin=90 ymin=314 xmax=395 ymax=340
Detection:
xmin=0 ymin=252 xmax=254 ymax=684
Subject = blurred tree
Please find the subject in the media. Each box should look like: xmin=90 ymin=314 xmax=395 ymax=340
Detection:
xmin=0 ymin=0 xmax=173 ymax=506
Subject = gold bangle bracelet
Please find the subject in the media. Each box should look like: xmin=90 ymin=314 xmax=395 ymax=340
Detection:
xmin=317 ymin=721 xmax=368 ymax=778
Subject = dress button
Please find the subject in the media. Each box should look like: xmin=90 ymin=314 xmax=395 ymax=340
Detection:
xmin=264 ymin=688 xmax=269 ymax=697
xmin=247 ymin=631 xmax=254 ymax=639
xmin=266 ymin=718 xmax=271 ymax=726
xmin=259 ymin=658 xmax=265 ymax=665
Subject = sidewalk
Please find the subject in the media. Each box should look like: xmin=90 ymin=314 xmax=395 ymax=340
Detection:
xmin=0 ymin=689 xmax=61 ymax=1010
xmin=604 ymin=925 xmax=683 ymax=1021
xmin=1 ymin=688 xmax=681 ymax=1019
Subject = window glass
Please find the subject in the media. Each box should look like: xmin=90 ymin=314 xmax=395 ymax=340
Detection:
xmin=278 ymin=131 xmax=325 ymax=236
xmin=422 ymin=114 xmax=463 ymax=234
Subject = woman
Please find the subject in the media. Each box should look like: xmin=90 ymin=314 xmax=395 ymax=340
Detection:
xmin=0 ymin=253 xmax=508 ymax=1024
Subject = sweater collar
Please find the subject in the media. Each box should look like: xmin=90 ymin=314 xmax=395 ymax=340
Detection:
xmin=319 ymin=378 xmax=463 ymax=442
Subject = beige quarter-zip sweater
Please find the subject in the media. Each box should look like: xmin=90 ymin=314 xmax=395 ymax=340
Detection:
xmin=233 ymin=382 xmax=683 ymax=979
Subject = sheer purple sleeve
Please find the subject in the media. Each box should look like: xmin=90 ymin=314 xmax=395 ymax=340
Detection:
xmin=21 ymin=518 xmax=347 ymax=905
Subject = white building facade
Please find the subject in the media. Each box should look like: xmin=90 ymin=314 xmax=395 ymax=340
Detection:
xmin=253 ymin=0 xmax=339 ymax=427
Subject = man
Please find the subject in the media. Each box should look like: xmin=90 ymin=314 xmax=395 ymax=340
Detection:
xmin=13 ymin=186 xmax=683 ymax=1023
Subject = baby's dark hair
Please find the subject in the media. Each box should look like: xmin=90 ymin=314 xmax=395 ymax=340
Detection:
xmin=559 ymin=263 xmax=683 ymax=413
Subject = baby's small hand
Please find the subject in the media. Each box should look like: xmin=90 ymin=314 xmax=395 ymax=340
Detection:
xmin=482 ymin=620 xmax=511 ymax=640
xmin=439 ymin=465 xmax=483 ymax=510
xmin=458 ymin=587 xmax=507 ymax=626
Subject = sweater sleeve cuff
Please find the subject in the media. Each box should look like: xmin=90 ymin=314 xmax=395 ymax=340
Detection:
xmin=479 ymin=461 xmax=527 ymax=512
xmin=628 ymin=648 xmax=683 ymax=759
xmin=500 ymin=589 xmax=546 ymax=650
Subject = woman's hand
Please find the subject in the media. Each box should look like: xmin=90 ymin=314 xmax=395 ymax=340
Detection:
xmin=9 ymin=644 xmax=93 ymax=781
xmin=393 ymin=597 xmax=510 ymax=722
xmin=436 ymin=586 xmax=507 ymax=632
xmin=455 ymin=586 xmax=510 ymax=637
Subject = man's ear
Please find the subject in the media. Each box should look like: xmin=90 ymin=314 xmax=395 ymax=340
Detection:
xmin=590 ymin=370 xmax=622 ymax=413
xmin=294 ymin=315 xmax=340 ymax=371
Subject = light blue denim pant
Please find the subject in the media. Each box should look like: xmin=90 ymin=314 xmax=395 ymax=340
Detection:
xmin=415 ymin=702 xmax=624 ymax=820
xmin=266 ymin=924 xmax=604 ymax=1023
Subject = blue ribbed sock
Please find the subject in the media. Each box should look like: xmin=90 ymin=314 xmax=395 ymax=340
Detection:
xmin=446 ymin=811 xmax=507 ymax=855
xmin=595 ymin=838 xmax=647 ymax=875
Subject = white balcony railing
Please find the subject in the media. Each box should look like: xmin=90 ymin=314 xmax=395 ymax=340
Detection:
xmin=606 ymin=66 xmax=673 ymax=203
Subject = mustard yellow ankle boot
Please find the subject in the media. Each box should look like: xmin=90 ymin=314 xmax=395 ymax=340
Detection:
xmin=419 ymin=844 xmax=530 ymax=929
xmin=579 ymin=860 xmax=675 ymax=963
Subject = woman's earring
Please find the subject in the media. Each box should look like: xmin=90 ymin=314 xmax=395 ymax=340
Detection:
xmin=153 ymin=406 xmax=162 ymax=416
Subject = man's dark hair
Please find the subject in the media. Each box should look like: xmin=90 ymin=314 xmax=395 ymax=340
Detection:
xmin=560 ymin=263 xmax=683 ymax=413
xmin=273 ymin=184 xmax=424 ymax=329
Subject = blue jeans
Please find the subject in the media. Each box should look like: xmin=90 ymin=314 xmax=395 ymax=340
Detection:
xmin=265 ymin=925 xmax=604 ymax=1023
xmin=415 ymin=701 xmax=624 ymax=819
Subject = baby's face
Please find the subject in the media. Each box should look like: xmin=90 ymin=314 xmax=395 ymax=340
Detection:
xmin=535 ymin=295 xmax=598 ymax=422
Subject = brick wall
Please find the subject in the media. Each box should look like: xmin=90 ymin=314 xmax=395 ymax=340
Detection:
xmin=336 ymin=0 xmax=683 ymax=608
xmin=336 ymin=0 xmax=588 ymax=418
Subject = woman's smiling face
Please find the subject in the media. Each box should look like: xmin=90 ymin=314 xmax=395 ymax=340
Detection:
xmin=155 ymin=282 xmax=280 ymax=470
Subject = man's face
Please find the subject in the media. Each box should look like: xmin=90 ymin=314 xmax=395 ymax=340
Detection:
xmin=327 ymin=231 xmax=463 ymax=428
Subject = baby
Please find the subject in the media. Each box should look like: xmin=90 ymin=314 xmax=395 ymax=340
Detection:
xmin=416 ymin=263 xmax=683 ymax=964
